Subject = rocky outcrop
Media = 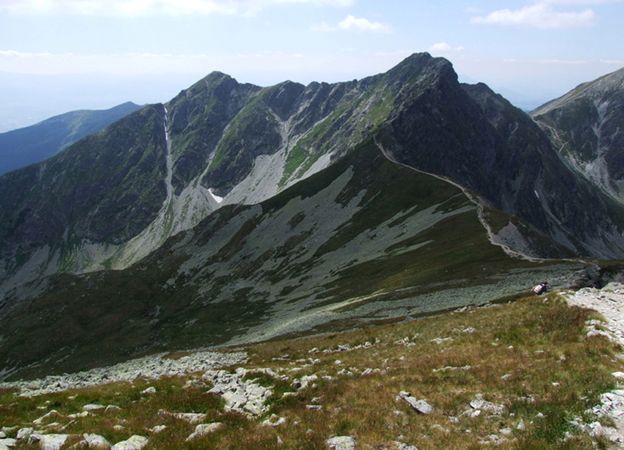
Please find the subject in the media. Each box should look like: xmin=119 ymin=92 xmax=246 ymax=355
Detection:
xmin=204 ymin=368 xmax=272 ymax=416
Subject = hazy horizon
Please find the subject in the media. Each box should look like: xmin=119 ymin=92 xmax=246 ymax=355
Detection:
xmin=1 ymin=0 xmax=623 ymax=131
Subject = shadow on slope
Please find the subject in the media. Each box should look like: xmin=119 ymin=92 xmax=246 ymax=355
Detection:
xmin=0 ymin=142 xmax=581 ymax=380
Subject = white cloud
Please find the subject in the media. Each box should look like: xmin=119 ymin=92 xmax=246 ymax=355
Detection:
xmin=429 ymin=42 xmax=464 ymax=53
xmin=544 ymin=0 xmax=618 ymax=4
xmin=471 ymin=2 xmax=596 ymax=28
xmin=0 ymin=50 xmax=317 ymax=75
xmin=0 ymin=0 xmax=354 ymax=16
xmin=600 ymin=59 xmax=624 ymax=65
xmin=312 ymin=14 xmax=391 ymax=33
xmin=338 ymin=15 xmax=391 ymax=32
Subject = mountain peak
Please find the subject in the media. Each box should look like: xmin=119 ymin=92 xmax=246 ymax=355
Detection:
xmin=385 ymin=52 xmax=456 ymax=85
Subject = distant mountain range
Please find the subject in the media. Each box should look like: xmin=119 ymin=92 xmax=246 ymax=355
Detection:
xmin=0 ymin=54 xmax=621 ymax=379
xmin=0 ymin=102 xmax=141 ymax=176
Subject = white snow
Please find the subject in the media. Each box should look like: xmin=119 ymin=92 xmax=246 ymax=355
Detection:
xmin=208 ymin=188 xmax=224 ymax=204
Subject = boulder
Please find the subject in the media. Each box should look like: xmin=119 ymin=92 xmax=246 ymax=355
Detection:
xmin=33 ymin=410 xmax=62 ymax=426
xmin=32 ymin=434 xmax=69 ymax=450
xmin=326 ymin=436 xmax=356 ymax=450
xmin=398 ymin=392 xmax=433 ymax=414
xmin=0 ymin=438 xmax=17 ymax=449
xmin=469 ymin=394 xmax=505 ymax=416
xmin=185 ymin=423 xmax=224 ymax=441
xmin=111 ymin=435 xmax=148 ymax=450
xmin=262 ymin=415 xmax=286 ymax=427
xmin=83 ymin=433 xmax=111 ymax=448
xmin=169 ymin=412 xmax=206 ymax=424
xmin=82 ymin=404 xmax=105 ymax=412
xmin=16 ymin=428 xmax=33 ymax=440
xmin=393 ymin=442 xmax=418 ymax=450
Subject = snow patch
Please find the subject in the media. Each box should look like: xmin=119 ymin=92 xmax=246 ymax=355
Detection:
xmin=208 ymin=188 xmax=224 ymax=204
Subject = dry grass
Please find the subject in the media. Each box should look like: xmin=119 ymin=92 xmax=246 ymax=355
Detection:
xmin=0 ymin=293 xmax=620 ymax=449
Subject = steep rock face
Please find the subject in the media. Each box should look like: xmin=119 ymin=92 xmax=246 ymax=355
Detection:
xmin=0 ymin=143 xmax=571 ymax=379
xmin=375 ymin=58 xmax=624 ymax=257
xmin=532 ymin=68 xmax=624 ymax=203
xmin=0 ymin=102 xmax=141 ymax=176
xmin=0 ymin=58 xmax=403 ymax=291
xmin=166 ymin=72 xmax=261 ymax=194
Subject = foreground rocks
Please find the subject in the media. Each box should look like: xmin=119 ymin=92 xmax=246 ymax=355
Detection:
xmin=110 ymin=435 xmax=148 ymax=450
xmin=204 ymin=368 xmax=272 ymax=416
xmin=0 ymin=350 xmax=247 ymax=397
xmin=397 ymin=391 xmax=433 ymax=415
xmin=326 ymin=435 xmax=356 ymax=450
xmin=186 ymin=422 xmax=224 ymax=441
xmin=565 ymin=284 xmax=624 ymax=444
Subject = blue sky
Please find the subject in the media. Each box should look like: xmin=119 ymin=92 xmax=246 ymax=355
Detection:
xmin=0 ymin=0 xmax=622 ymax=130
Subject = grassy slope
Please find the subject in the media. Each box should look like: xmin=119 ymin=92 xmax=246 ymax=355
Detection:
xmin=0 ymin=142 xmax=577 ymax=380
xmin=0 ymin=294 xmax=619 ymax=449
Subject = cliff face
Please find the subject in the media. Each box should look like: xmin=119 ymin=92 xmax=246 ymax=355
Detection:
xmin=533 ymin=67 xmax=624 ymax=204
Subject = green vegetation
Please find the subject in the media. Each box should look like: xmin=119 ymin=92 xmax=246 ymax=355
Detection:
xmin=0 ymin=294 xmax=619 ymax=449
xmin=0 ymin=141 xmax=577 ymax=380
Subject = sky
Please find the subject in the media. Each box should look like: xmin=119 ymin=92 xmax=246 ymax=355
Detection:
xmin=0 ymin=0 xmax=623 ymax=131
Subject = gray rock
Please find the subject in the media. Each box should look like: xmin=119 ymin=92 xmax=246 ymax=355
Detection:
xmin=140 ymin=387 xmax=156 ymax=395
xmin=33 ymin=410 xmax=62 ymax=426
xmin=83 ymin=404 xmax=105 ymax=412
xmin=111 ymin=435 xmax=148 ymax=450
xmin=0 ymin=351 xmax=246 ymax=397
xmin=0 ymin=438 xmax=16 ymax=449
xmin=170 ymin=413 xmax=206 ymax=424
xmin=262 ymin=415 xmax=286 ymax=427
xmin=32 ymin=434 xmax=69 ymax=450
xmin=398 ymin=392 xmax=433 ymax=414
xmin=185 ymin=423 xmax=224 ymax=441
xmin=83 ymin=433 xmax=111 ymax=448
xmin=326 ymin=435 xmax=356 ymax=450
xmin=469 ymin=395 xmax=505 ymax=415
xmin=16 ymin=428 xmax=33 ymax=440
xmin=202 ymin=369 xmax=272 ymax=415
xmin=393 ymin=442 xmax=418 ymax=450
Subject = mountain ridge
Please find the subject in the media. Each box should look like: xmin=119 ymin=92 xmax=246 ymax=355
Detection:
xmin=1 ymin=53 xmax=622 ymax=295
xmin=0 ymin=140 xmax=579 ymax=379
xmin=0 ymin=101 xmax=141 ymax=176
xmin=532 ymin=66 xmax=624 ymax=205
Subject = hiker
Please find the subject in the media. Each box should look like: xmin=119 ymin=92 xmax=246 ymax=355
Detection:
xmin=532 ymin=281 xmax=549 ymax=295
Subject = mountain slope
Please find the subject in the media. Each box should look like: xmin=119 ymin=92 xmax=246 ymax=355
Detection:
xmin=532 ymin=67 xmax=624 ymax=203
xmin=0 ymin=142 xmax=578 ymax=379
xmin=375 ymin=62 xmax=624 ymax=258
xmin=0 ymin=102 xmax=141 ymax=176
xmin=1 ymin=54 xmax=623 ymax=296
xmin=0 ymin=105 xmax=168 ymax=291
